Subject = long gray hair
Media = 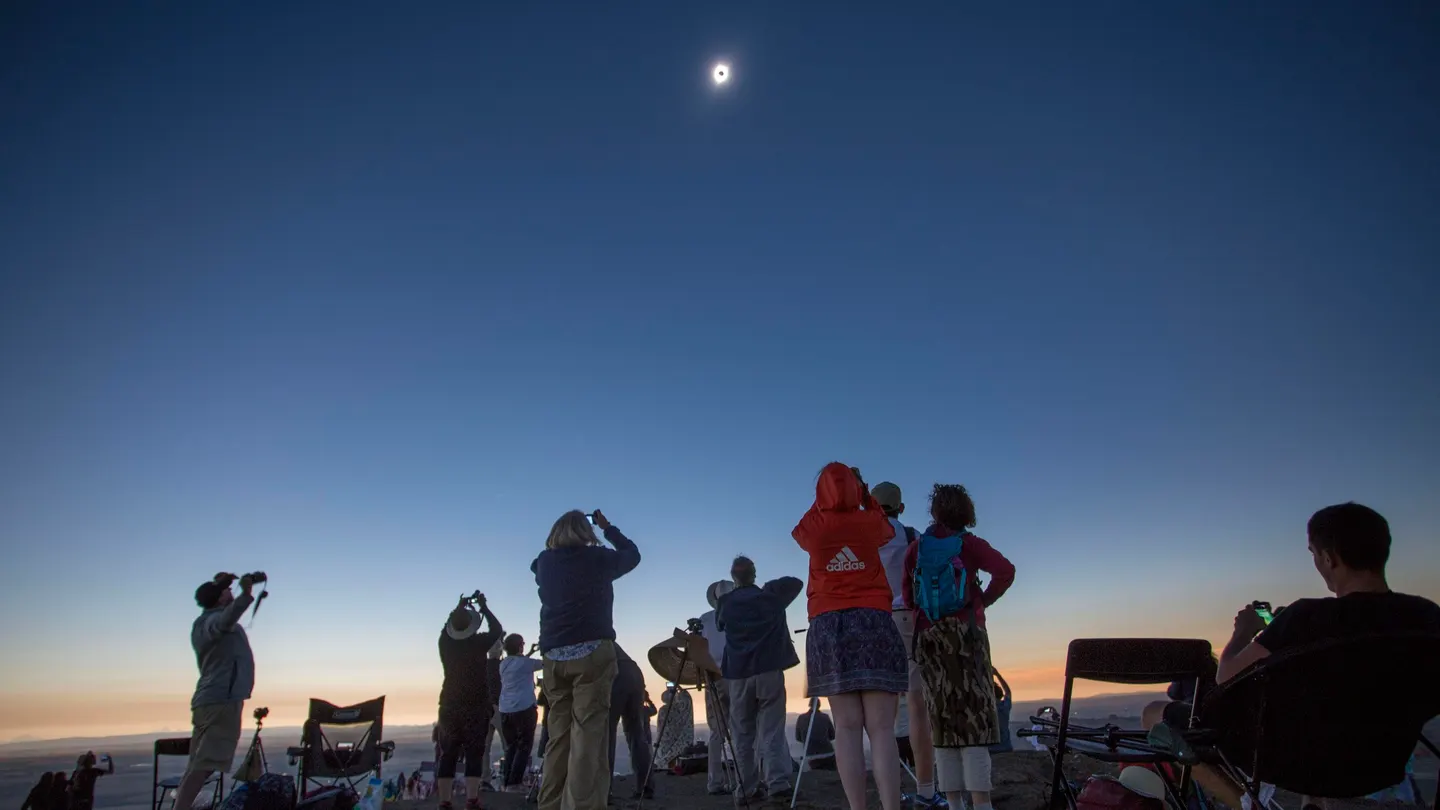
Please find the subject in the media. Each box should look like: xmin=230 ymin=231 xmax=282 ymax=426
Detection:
xmin=547 ymin=509 xmax=600 ymax=550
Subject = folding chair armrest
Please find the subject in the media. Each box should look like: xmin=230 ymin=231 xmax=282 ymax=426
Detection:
xmin=285 ymin=745 xmax=305 ymax=764
xmin=378 ymin=741 xmax=395 ymax=760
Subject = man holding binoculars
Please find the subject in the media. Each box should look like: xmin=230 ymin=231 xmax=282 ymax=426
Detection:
xmin=174 ymin=571 xmax=265 ymax=810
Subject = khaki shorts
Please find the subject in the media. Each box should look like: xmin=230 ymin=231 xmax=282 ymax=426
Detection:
xmin=891 ymin=609 xmax=924 ymax=692
xmin=189 ymin=701 xmax=244 ymax=773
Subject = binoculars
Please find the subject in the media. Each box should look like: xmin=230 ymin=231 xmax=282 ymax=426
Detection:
xmin=215 ymin=571 xmax=267 ymax=587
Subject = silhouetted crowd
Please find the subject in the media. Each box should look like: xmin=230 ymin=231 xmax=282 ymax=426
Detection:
xmin=40 ymin=467 xmax=1433 ymax=810
xmin=21 ymin=752 xmax=113 ymax=810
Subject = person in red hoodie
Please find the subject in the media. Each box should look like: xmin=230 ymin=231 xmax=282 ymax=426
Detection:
xmin=901 ymin=484 xmax=1015 ymax=810
xmin=792 ymin=463 xmax=908 ymax=810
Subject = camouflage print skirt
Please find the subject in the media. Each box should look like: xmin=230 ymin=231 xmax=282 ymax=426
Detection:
xmin=914 ymin=617 xmax=1000 ymax=748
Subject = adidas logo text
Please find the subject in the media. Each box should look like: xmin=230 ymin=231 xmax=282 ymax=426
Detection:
xmin=826 ymin=546 xmax=866 ymax=572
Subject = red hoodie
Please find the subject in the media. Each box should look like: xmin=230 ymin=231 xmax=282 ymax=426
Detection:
xmin=792 ymin=463 xmax=896 ymax=620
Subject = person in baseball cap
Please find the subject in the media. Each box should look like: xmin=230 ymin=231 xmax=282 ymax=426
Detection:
xmin=871 ymin=482 xmax=904 ymax=514
xmin=871 ymin=482 xmax=940 ymax=805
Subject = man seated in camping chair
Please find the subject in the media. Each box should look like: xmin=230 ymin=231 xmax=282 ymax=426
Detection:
xmin=1144 ymin=502 xmax=1440 ymax=806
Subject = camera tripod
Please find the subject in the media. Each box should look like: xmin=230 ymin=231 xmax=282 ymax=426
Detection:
xmin=638 ymin=624 xmax=748 ymax=810
xmin=234 ymin=708 xmax=270 ymax=782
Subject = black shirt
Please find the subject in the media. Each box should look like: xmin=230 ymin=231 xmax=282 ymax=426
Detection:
xmin=438 ymin=625 xmax=504 ymax=708
xmin=68 ymin=768 xmax=108 ymax=810
xmin=486 ymin=659 xmax=503 ymax=706
xmin=1256 ymin=591 xmax=1440 ymax=654
xmin=795 ymin=711 xmax=835 ymax=755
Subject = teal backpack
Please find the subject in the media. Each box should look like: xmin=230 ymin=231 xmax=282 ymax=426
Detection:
xmin=911 ymin=531 xmax=970 ymax=622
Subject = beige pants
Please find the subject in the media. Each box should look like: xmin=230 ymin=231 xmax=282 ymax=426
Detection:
xmin=539 ymin=641 xmax=618 ymax=810
xmin=891 ymin=609 xmax=924 ymax=692
xmin=189 ymin=701 xmax=244 ymax=773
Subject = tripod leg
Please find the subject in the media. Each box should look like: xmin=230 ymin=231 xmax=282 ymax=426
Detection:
xmin=638 ymin=646 xmax=688 ymax=807
xmin=704 ymin=674 xmax=741 ymax=794
xmin=792 ymin=697 xmax=820 ymax=810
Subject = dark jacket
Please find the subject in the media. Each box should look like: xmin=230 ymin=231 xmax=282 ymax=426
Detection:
xmin=532 ymin=526 xmax=640 ymax=652
xmin=795 ymin=710 xmax=835 ymax=755
xmin=716 ymin=577 xmax=803 ymax=680
xmin=438 ymin=609 xmax=504 ymax=708
xmin=486 ymin=659 xmax=503 ymax=705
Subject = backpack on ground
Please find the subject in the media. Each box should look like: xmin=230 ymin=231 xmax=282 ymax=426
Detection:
xmin=910 ymin=531 xmax=969 ymax=622
xmin=244 ymin=774 xmax=296 ymax=810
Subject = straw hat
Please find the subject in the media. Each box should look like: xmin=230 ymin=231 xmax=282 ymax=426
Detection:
xmin=445 ymin=606 xmax=483 ymax=640
xmin=707 ymin=580 xmax=736 ymax=609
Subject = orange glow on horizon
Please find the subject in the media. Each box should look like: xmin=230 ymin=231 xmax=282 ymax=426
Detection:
xmin=0 ymin=661 xmax=1149 ymax=744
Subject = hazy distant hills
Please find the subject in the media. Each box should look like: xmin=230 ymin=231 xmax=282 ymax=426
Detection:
xmin=0 ymin=692 xmax=1170 ymax=757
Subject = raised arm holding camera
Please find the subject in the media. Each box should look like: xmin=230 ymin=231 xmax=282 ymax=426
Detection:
xmin=174 ymin=572 xmax=263 ymax=810
xmin=436 ymin=591 xmax=505 ymax=810
xmin=531 ymin=508 xmax=640 ymax=810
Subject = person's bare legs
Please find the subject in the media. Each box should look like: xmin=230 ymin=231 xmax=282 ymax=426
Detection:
xmin=435 ymin=777 xmax=453 ymax=802
xmin=828 ymin=694 xmax=868 ymax=810
xmin=464 ymin=777 xmax=480 ymax=798
xmin=907 ymin=684 xmax=934 ymax=793
xmin=861 ymin=691 xmax=902 ymax=810
xmin=1141 ymin=701 xmax=1245 ymax=808
xmin=173 ymin=770 xmax=213 ymax=810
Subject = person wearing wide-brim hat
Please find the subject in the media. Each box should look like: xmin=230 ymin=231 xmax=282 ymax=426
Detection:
xmin=699 ymin=578 xmax=736 ymax=795
xmin=436 ymin=593 xmax=505 ymax=810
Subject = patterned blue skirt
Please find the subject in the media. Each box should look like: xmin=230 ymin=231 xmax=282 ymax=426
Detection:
xmin=806 ymin=607 xmax=909 ymax=696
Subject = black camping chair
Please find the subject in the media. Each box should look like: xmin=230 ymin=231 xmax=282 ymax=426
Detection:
xmin=1172 ymin=633 xmax=1440 ymax=806
xmin=152 ymin=738 xmax=223 ymax=810
xmin=285 ymin=697 xmax=396 ymax=797
xmin=1018 ymin=638 xmax=1215 ymax=810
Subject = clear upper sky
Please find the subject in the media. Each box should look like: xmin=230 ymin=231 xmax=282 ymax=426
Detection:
xmin=2 ymin=2 xmax=1438 ymax=741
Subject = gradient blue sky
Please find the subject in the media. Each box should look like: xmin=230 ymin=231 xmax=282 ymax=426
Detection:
xmin=2 ymin=2 xmax=1438 ymax=741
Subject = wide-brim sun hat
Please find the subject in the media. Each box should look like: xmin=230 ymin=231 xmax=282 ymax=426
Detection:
xmin=707 ymin=580 xmax=736 ymax=609
xmin=445 ymin=606 xmax=482 ymax=640
xmin=1117 ymin=766 xmax=1166 ymax=799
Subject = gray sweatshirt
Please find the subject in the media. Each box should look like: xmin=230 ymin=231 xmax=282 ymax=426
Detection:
xmin=191 ymin=592 xmax=256 ymax=709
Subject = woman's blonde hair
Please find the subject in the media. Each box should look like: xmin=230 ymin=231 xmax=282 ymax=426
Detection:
xmin=547 ymin=510 xmax=600 ymax=549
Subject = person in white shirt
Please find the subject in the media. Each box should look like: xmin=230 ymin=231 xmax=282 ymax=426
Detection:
xmin=871 ymin=482 xmax=939 ymax=807
xmin=497 ymin=633 xmax=544 ymax=792
xmin=700 ymin=579 xmax=736 ymax=795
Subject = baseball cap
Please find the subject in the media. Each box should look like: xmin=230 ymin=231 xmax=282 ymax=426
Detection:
xmin=871 ymin=482 xmax=903 ymax=511
xmin=195 ymin=580 xmax=226 ymax=609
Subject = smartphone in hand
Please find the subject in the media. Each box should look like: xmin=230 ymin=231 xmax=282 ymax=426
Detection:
xmin=1253 ymin=601 xmax=1275 ymax=625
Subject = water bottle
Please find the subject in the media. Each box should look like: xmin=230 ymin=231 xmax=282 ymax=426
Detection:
xmin=364 ymin=777 xmax=384 ymax=810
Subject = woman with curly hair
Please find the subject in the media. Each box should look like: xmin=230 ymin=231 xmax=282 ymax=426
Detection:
xmin=792 ymin=463 xmax=908 ymax=810
xmin=901 ymin=484 xmax=1015 ymax=810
